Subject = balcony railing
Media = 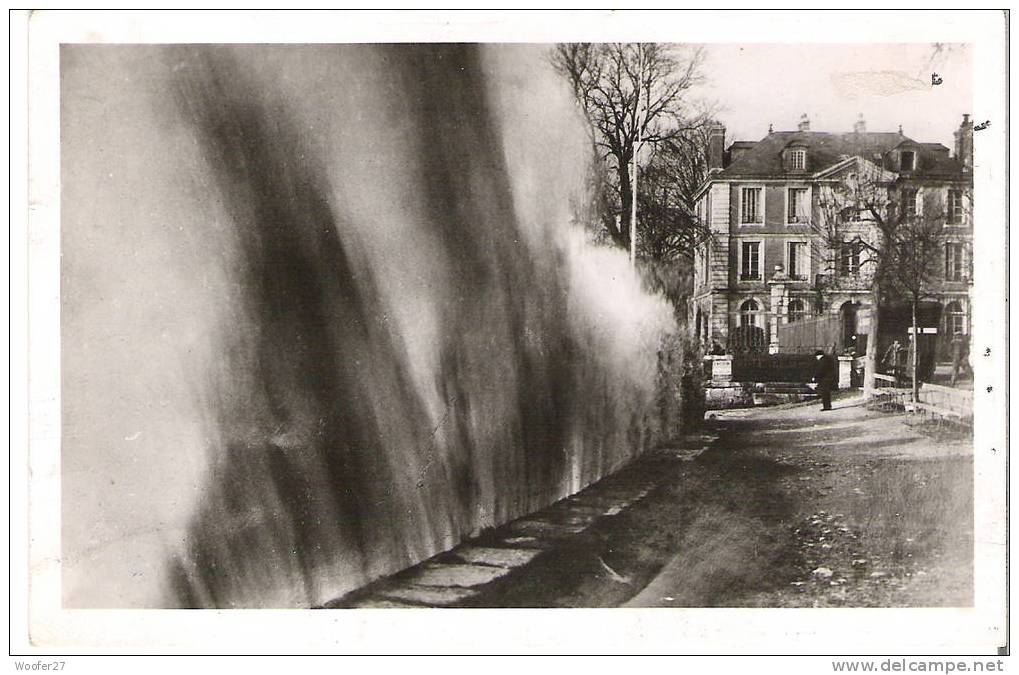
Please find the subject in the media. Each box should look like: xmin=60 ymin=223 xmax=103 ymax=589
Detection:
xmin=826 ymin=274 xmax=871 ymax=291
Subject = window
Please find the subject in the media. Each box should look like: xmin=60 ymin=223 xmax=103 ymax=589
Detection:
xmin=839 ymin=240 xmax=861 ymax=277
xmin=945 ymin=242 xmax=966 ymax=281
xmin=947 ymin=189 xmax=964 ymax=224
xmin=741 ymin=187 xmax=763 ymax=224
xmin=784 ymin=147 xmax=807 ymax=172
xmin=900 ymin=150 xmax=915 ymax=172
xmin=945 ymin=301 xmax=966 ymax=335
xmin=787 ymin=299 xmax=806 ymax=323
xmin=901 ymin=188 xmax=918 ymax=218
xmin=787 ymin=187 xmax=808 ymax=223
xmin=740 ymin=299 xmax=761 ymax=327
xmin=787 ymin=242 xmax=808 ymax=280
xmin=842 ymin=204 xmax=865 ymax=222
xmin=740 ymin=241 xmax=761 ymax=280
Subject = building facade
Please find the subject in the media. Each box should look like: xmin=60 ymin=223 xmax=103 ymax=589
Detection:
xmin=690 ymin=114 xmax=973 ymax=357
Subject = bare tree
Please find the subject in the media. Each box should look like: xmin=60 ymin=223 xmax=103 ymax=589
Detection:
xmin=635 ymin=138 xmax=714 ymax=263
xmin=659 ymin=122 xmax=716 ymax=212
xmin=550 ymin=43 xmax=710 ymax=258
xmin=883 ymin=194 xmax=962 ymax=402
xmin=811 ymin=160 xmax=959 ymax=399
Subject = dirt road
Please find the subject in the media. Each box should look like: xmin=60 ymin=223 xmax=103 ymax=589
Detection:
xmin=624 ymin=396 xmax=973 ymax=607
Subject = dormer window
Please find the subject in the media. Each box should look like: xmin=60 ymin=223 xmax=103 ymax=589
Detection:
xmin=900 ymin=150 xmax=915 ymax=172
xmin=783 ymin=143 xmax=808 ymax=172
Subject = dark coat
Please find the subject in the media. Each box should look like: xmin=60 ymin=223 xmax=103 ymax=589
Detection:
xmin=883 ymin=342 xmax=907 ymax=369
xmin=813 ymin=354 xmax=837 ymax=390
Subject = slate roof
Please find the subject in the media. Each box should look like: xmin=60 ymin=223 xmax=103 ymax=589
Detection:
xmin=714 ymin=130 xmax=967 ymax=180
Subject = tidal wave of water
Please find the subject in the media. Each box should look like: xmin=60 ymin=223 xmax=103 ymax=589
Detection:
xmin=61 ymin=44 xmax=681 ymax=608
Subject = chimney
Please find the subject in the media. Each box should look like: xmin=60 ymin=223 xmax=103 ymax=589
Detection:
xmin=853 ymin=114 xmax=866 ymax=134
xmin=798 ymin=114 xmax=810 ymax=132
xmin=954 ymin=113 xmax=972 ymax=169
xmin=708 ymin=123 xmax=726 ymax=171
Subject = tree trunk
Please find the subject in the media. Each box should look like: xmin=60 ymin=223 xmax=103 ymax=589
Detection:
xmin=863 ymin=286 xmax=880 ymax=395
xmin=617 ymin=161 xmax=633 ymax=250
xmin=630 ymin=147 xmax=638 ymax=266
xmin=911 ymin=298 xmax=920 ymax=404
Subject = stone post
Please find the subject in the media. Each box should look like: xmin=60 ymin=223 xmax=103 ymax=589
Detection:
xmin=768 ymin=266 xmax=789 ymax=355
xmin=707 ymin=355 xmax=732 ymax=385
xmin=838 ymin=355 xmax=853 ymax=389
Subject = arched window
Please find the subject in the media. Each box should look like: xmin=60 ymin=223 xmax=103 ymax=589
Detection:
xmin=740 ymin=299 xmax=761 ymax=328
xmin=787 ymin=299 xmax=806 ymax=323
xmin=945 ymin=301 xmax=966 ymax=335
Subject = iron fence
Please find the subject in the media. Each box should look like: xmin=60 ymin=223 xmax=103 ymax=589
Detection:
xmin=726 ymin=324 xmax=768 ymax=354
xmin=776 ymin=314 xmax=841 ymax=354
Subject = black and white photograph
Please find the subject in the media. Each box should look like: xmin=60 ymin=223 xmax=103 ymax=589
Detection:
xmin=13 ymin=9 xmax=1008 ymax=658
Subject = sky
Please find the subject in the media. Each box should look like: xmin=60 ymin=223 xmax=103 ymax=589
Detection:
xmin=694 ymin=44 xmax=972 ymax=150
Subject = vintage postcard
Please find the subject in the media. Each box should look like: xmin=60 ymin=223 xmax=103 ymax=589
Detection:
xmin=13 ymin=9 xmax=1009 ymax=659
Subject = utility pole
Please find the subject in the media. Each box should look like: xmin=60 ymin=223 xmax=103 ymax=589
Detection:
xmin=629 ymin=43 xmax=643 ymax=268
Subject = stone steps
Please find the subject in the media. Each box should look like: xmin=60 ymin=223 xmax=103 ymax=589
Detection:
xmin=707 ymin=381 xmax=819 ymax=409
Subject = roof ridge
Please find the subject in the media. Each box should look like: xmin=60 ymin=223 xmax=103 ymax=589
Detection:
xmin=711 ymin=126 xmax=961 ymax=181
xmin=764 ymin=129 xmax=908 ymax=137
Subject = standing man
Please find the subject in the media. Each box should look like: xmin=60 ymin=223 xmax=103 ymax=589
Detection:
xmin=883 ymin=339 xmax=907 ymax=387
xmin=812 ymin=349 xmax=837 ymax=412
xmin=950 ymin=333 xmax=969 ymax=386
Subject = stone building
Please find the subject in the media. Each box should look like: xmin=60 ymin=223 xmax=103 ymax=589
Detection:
xmin=690 ymin=114 xmax=973 ymax=356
